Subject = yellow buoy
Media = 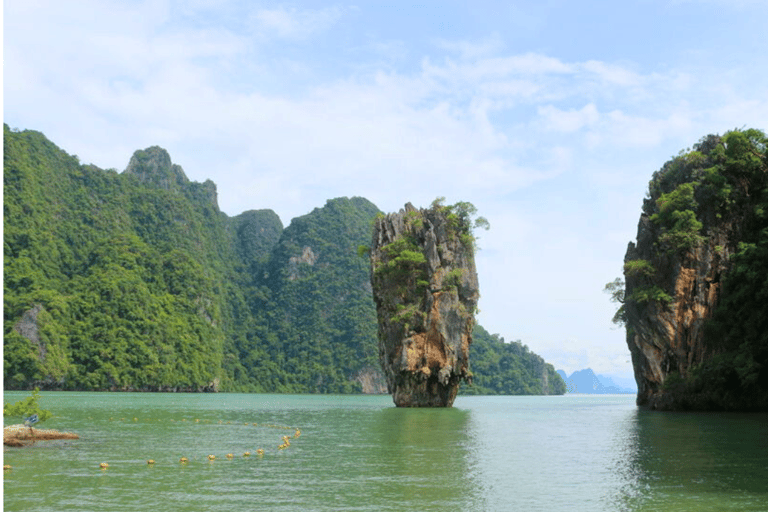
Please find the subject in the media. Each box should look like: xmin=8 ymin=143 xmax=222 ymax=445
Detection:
xmin=207 ymin=454 xmax=216 ymax=461
xmin=4 ymin=465 xmax=12 ymax=471
xmin=243 ymin=451 xmax=251 ymax=457
xmin=256 ymin=449 xmax=264 ymax=456
xmin=147 ymin=460 xmax=155 ymax=465
xmin=179 ymin=457 xmax=189 ymax=463
xmin=294 ymin=429 xmax=301 ymax=438
xmin=226 ymin=453 xmax=234 ymax=459
xmin=99 ymin=462 xmax=109 ymax=469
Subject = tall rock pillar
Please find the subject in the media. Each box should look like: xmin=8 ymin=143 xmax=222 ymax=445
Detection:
xmin=370 ymin=202 xmax=480 ymax=407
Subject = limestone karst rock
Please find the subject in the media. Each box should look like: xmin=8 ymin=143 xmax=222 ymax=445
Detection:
xmin=624 ymin=214 xmax=729 ymax=409
xmin=623 ymin=130 xmax=768 ymax=410
xmin=370 ymin=202 xmax=480 ymax=407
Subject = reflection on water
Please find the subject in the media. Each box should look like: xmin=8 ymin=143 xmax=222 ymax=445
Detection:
xmin=463 ymin=395 xmax=642 ymax=511
xmin=369 ymin=407 xmax=480 ymax=509
xmin=616 ymin=409 xmax=768 ymax=511
xmin=459 ymin=395 xmax=768 ymax=512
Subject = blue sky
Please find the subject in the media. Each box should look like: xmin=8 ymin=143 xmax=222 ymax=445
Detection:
xmin=5 ymin=0 xmax=768 ymax=385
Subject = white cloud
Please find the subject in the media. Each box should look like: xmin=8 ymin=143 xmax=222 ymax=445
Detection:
xmin=580 ymin=60 xmax=641 ymax=87
xmin=603 ymin=108 xmax=694 ymax=147
xmin=433 ymin=34 xmax=505 ymax=60
xmin=250 ymin=5 xmax=345 ymax=39
xmin=537 ymin=103 xmax=600 ymax=133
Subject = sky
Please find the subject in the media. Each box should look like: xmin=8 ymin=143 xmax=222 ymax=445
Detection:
xmin=4 ymin=0 xmax=768 ymax=386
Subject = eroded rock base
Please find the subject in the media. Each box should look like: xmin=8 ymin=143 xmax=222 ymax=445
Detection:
xmin=392 ymin=373 xmax=461 ymax=407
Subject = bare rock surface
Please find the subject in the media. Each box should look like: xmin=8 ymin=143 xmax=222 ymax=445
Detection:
xmin=370 ymin=203 xmax=479 ymax=407
xmin=4 ymin=424 xmax=79 ymax=447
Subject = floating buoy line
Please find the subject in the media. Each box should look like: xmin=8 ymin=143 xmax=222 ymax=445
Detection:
xmin=5 ymin=417 xmax=303 ymax=472
xmin=91 ymin=422 xmax=302 ymax=470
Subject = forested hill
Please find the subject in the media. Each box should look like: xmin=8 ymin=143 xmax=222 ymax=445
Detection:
xmin=3 ymin=125 xmax=565 ymax=395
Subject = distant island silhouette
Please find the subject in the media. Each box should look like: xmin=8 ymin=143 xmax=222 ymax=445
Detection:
xmin=556 ymin=369 xmax=636 ymax=394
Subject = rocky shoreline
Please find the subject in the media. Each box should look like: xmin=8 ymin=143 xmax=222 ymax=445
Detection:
xmin=3 ymin=424 xmax=79 ymax=447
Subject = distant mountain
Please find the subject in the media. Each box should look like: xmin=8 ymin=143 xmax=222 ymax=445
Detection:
xmin=597 ymin=373 xmax=637 ymax=392
xmin=556 ymin=368 xmax=635 ymax=394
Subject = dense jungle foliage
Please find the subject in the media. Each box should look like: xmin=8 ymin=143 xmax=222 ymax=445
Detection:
xmin=463 ymin=325 xmax=566 ymax=395
xmin=4 ymin=125 xmax=563 ymax=395
xmin=623 ymin=128 xmax=768 ymax=409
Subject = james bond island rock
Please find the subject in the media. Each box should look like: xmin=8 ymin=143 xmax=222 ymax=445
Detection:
xmin=622 ymin=129 xmax=768 ymax=411
xmin=370 ymin=200 xmax=485 ymax=407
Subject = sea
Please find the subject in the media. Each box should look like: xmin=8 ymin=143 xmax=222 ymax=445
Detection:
xmin=3 ymin=392 xmax=767 ymax=511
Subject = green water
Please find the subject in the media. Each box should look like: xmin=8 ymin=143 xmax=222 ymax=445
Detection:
xmin=3 ymin=393 xmax=767 ymax=511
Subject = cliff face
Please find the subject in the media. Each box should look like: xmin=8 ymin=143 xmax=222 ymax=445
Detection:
xmin=624 ymin=217 xmax=729 ymax=408
xmin=370 ymin=202 xmax=479 ymax=407
xmin=624 ymin=129 xmax=768 ymax=410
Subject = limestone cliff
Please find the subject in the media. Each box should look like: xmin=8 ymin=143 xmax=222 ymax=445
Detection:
xmin=370 ymin=202 xmax=480 ymax=407
xmin=624 ymin=129 xmax=768 ymax=410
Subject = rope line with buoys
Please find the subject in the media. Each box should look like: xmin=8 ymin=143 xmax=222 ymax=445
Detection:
xmin=88 ymin=418 xmax=302 ymax=471
xmin=6 ymin=416 xmax=303 ymax=473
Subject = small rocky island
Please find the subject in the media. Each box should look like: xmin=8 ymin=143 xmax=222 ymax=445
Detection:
xmin=369 ymin=200 xmax=483 ymax=407
xmin=4 ymin=424 xmax=79 ymax=447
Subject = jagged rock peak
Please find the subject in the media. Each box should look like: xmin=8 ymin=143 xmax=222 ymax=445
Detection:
xmin=124 ymin=146 xmax=219 ymax=209
xmin=370 ymin=201 xmax=480 ymax=407
xmin=124 ymin=146 xmax=188 ymax=191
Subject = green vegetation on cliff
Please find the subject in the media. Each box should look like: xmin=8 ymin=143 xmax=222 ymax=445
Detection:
xmin=4 ymin=125 xmax=563 ymax=395
xmin=684 ymin=130 xmax=768 ymax=409
xmin=621 ymin=128 xmax=768 ymax=410
xmin=251 ymin=197 xmax=382 ymax=393
xmin=370 ymin=201 xmax=483 ymax=406
xmin=3 ymin=125 xmax=248 ymax=390
xmin=463 ymin=325 xmax=566 ymax=395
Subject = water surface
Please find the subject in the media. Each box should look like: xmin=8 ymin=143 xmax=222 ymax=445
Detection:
xmin=3 ymin=393 xmax=767 ymax=511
